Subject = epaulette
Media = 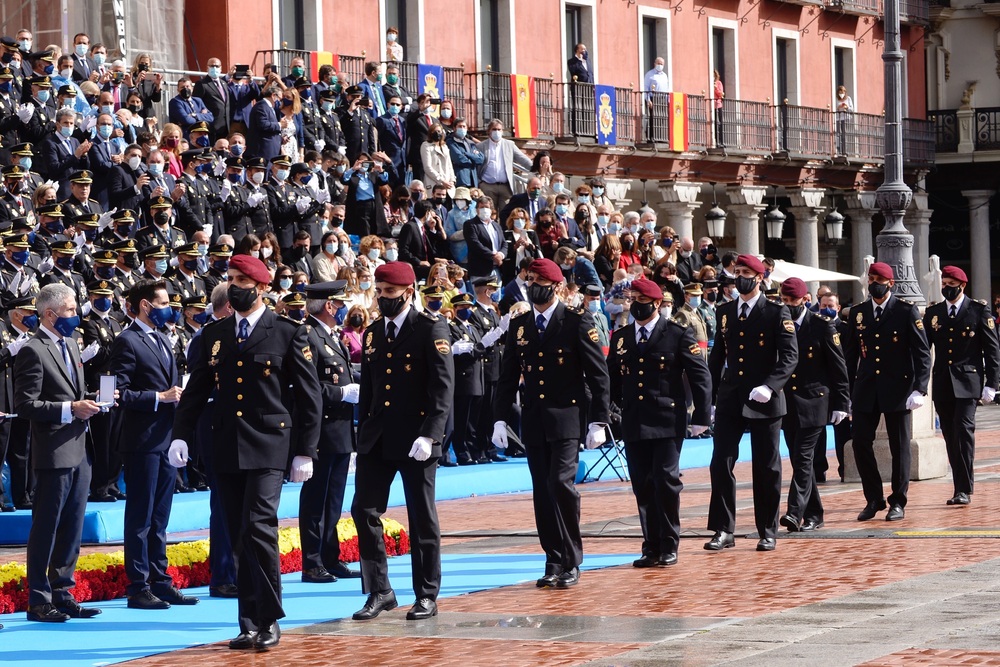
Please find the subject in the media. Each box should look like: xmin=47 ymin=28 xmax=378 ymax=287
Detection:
xmin=976 ymin=298 xmax=988 ymax=306
xmin=819 ymin=314 xmax=832 ymax=321
xmin=203 ymin=317 xmax=224 ymax=329
xmin=420 ymin=310 xmax=439 ymax=320
xmin=568 ymin=306 xmax=584 ymax=314
xmin=276 ymin=314 xmax=302 ymax=326
xmin=898 ymin=297 xmax=912 ymax=304
xmin=667 ymin=318 xmax=687 ymax=329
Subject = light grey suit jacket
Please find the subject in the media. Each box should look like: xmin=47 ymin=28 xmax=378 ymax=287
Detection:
xmin=475 ymin=138 xmax=532 ymax=189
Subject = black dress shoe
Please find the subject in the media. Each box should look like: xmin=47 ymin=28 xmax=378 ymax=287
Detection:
xmin=438 ymin=459 xmax=458 ymax=467
xmin=657 ymin=553 xmax=678 ymax=567
xmin=632 ymin=554 xmax=659 ymax=568
xmin=55 ymin=600 xmax=102 ymax=618
xmin=857 ymin=499 xmax=887 ymax=521
xmin=489 ymin=454 xmax=508 ymax=462
xmin=210 ymin=584 xmax=239 ymax=598
xmin=800 ymin=518 xmax=824 ymax=532
xmin=302 ymin=566 xmax=337 ymax=583
xmin=15 ymin=501 xmax=32 ymax=511
xmin=456 ymin=456 xmax=477 ymax=466
xmin=555 ymin=567 xmax=580 ymax=588
xmin=154 ymin=586 xmax=199 ymax=605
xmin=780 ymin=514 xmax=801 ymax=532
xmin=885 ymin=504 xmax=905 ymax=521
xmin=111 ymin=489 xmax=127 ymax=500
xmin=193 ymin=483 xmax=209 ymax=492
xmin=89 ymin=493 xmax=117 ymax=503
xmin=0 ymin=502 xmax=14 ymax=512
xmin=228 ymin=632 xmax=257 ymax=650
xmin=756 ymin=537 xmax=776 ymax=552
xmin=254 ymin=622 xmax=280 ymax=650
xmin=327 ymin=561 xmax=361 ymax=579
xmin=352 ymin=590 xmax=398 ymax=620
xmin=406 ymin=597 xmax=438 ymax=620
xmin=476 ymin=456 xmax=492 ymax=464
xmin=175 ymin=483 xmax=194 ymax=494
xmin=26 ymin=604 xmax=70 ymax=622
xmin=704 ymin=531 xmax=735 ymax=551
xmin=947 ymin=492 xmax=971 ymax=506
xmin=127 ymin=590 xmax=170 ymax=610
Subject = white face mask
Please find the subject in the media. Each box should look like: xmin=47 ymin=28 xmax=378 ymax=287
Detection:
xmin=250 ymin=250 xmax=260 ymax=259
xmin=261 ymin=246 xmax=273 ymax=259
xmin=127 ymin=156 xmax=142 ymax=170
xmin=655 ymin=64 xmax=664 ymax=73
xmin=250 ymin=171 xmax=265 ymax=185
xmin=478 ymin=209 xmax=492 ymax=222
xmin=660 ymin=306 xmax=672 ymax=318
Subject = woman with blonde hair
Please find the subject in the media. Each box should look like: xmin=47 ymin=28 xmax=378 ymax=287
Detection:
xmin=358 ymin=235 xmax=385 ymax=269
xmin=501 ymin=207 xmax=541 ymax=282
xmin=128 ymin=52 xmax=162 ymax=119
xmin=278 ymin=87 xmax=303 ymax=161
xmin=158 ymin=123 xmax=184 ymax=177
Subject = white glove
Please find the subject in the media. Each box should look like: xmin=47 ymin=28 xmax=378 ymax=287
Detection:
xmin=15 ymin=104 xmax=33 ymax=123
xmin=81 ymin=115 xmax=97 ymax=132
xmin=38 ymin=257 xmax=54 ymax=274
xmin=97 ymin=207 xmax=117 ymax=232
xmin=314 ymin=139 xmax=326 ymax=152
xmin=491 ymin=421 xmax=508 ymax=449
xmin=497 ymin=312 xmax=512 ymax=333
xmin=169 ymin=256 xmax=179 ymax=268
xmin=337 ymin=145 xmax=347 ymax=156
xmin=6 ymin=336 xmax=28 ymax=356
xmin=247 ymin=191 xmax=266 ymax=207
xmin=80 ymin=301 xmax=92 ymax=317
xmin=168 ymin=439 xmax=189 ymax=467
xmin=80 ymin=341 xmax=101 ymax=363
xmin=830 ymin=410 xmax=849 ymax=425
xmin=749 ymin=385 xmax=773 ymax=403
xmin=341 ymin=383 xmax=360 ymax=404
xmin=406 ymin=96 xmax=413 ymax=105
xmin=982 ymin=386 xmax=997 ymax=403
xmin=220 ymin=179 xmax=233 ymax=199
xmin=480 ymin=323 xmax=505 ymax=348
xmin=289 ymin=455 xmax=314 ymax=482
xmin=213 ymin=160 xmax=226 ymax=177
xmin=585 ymin=423 xmax=607 ymax=449
xmin=316 ymin=189 xmax=331 ymax=204
xmin=73 ymin=231 xmax=87 ymax=249
xmin=690 ymin=425 xmax=709 ymax=436
xmin=905 ymin=390 xmax=925 ymax=411
xmin=295 ymin=196 xmax=311 ymax=214
xmin=408 ymin=436 xmax=433 ymax=461
xmin=452 ymin=340 xmax=474 ymax=355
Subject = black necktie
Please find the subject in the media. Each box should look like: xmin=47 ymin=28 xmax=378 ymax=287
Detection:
xmin=740 ymin=303 xmax=749 ymax=320
xmin=386 ymin=321 xmax=397 ymax=342
xmin=950 ymin=305 xmax=957 ymax=318
xmin=237 ymin=318 xmax=249 ymax=349
xmin=875 ymin=306 xmax=882 ymax=320
xmin=536 ymin=313 xmax=546 ymax=334
xmin=638 ymin=326 xmax=649 ymax=353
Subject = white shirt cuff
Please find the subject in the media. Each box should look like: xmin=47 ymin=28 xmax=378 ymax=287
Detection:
xmin=61 ymin=401 xmax=72 ymax=424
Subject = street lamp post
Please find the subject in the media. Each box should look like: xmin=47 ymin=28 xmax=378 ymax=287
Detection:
xmin=874 ymin=0 xmax=923 ymax=304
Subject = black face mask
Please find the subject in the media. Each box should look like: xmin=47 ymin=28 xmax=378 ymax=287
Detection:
xmin=377 ymin=293 xmax=407 ymax=318
xmin=228 ymin=284 xmax=258 ymax=312
xmin=124 ymin=254 xmax=141 ymax=269
xmin=630 ymin=300 xmax=657 ymax=322
xmin=288 ymin=246 xmax=306 ymax=262
xmin=527 ymin=282 xmax=555 ymax=306
xmin=868 ymin=282 xmax=889 ymax=300
xmin=154 ymin=211 xmax=170 ymax=225
xmin=787 ymin=304 xmax=805 ymax=321
xmin=348 ymin=314 xmax=364 ymax=328
xmin=735 ymin=275 xmax=757 ymax=295
xmin=942 ymin=285 xmax=962 ymax=302
xmin=622 ymin=241 xmax=633 ymax=251
xmin=705 ymin=290 xmax=717 ymax=303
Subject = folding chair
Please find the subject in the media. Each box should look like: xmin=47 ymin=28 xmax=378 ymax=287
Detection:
xmin=584 ymin=426 xmax=630 ymax=482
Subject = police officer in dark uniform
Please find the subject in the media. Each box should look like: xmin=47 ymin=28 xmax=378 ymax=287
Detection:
xmin=135 ymin=197 xmax=188 ymax=251
xmin=171 ymin=253 xmax=321 ymax=650
xmin=110 ymin=238 xmax=141 ymax=300
xmin=0 ymin=294 xmax=36 ymax=510
xmin=922 ymin=265 xmax=1000 ymax=506
xmin=777 ymin=278 xmax=850 ymax=533
xmin=492 ymin=258 xmax=611 ymax=587
xmin=97 ymin=208 xmax=137 ymax=249
xmin=293 ymin=78 xmax=322 ymax=150
xmin=706 ymin=254 xmax=798 ymax=552
xmin=608 ymin=278 xmax=711 ymax=567
xmin=169 ymin=242 xmax=207 ymax=301
xmin=220 ymin=157 xmax=254 ymax=242
xmin=32 ymin=203 xmax=69 ymax=259
xmin=317 ymin=89 xmax=347 ymax=154
xmin=288 ymin=162 xmax=326 ymax=252
xmin=242 ymin=157 xmax=274 ymax=238
xmin=40 ymin=240 xmax=88 ymax=308
xmin=60 ymin=169 xmax=104 ymax=219
xmin=0 ymin=164 xmax=35 ymax=222
xmin=262 ymin=154 xmax=299 ymax=255
xmin=203 ymin=242 xmax=232 ymax=295
xmin=844 ymin=262 xmax=931 ymax=522
xmin=470 ymin=276 xmax=506 ymax=462
xmin=338 ymin=86 xmax=376 ymax=164
xmin=0 ymin=231 xmax=39 ymax=309
xmin=71 ymin=213 xmax=100 ymax=283
xmin=351 ymin=261 xmax=454 ymax=622
xmin=448 ymin=292 xmax=486 ymax=465
xmin=11 ymin=142 xmax=45 ymax=194
xmin=175 ymin=149 xmax=212 ymax=238
xmin=299 ymin=280 xmax=362 ymax=583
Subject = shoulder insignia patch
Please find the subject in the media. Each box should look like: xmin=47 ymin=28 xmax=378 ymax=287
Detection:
xmin=856 ymin=311 xmax=864 ymax=323
xmin=915 ymin=318 xmax=924 ymax=330
xmin=421 ymin=310 xmax=439 ymax=320
xmin=721 ymin=314 xmax=727 ymax=331
xmin=989 ymin=318 xmax=995 ymax=330
xmin=783 ymin=319 xmax=795 ymax=333
xmin=516 ymin=325 xmax=524 ymax=340
xmin=302 ymin=345 xmax=313 ymax=362
xmin=211 ymin=340 xmax=221 ymax=356
xmin=616 ymin=336 xmax=624 ymax=349
xmin=832 ymin=332 xmax=841 ymax=347
xmin=365 ymin=331 xmax=373 ymax=348
xmin=587 ymin=328 xmax=599 ymax=343
xmin=435 ymin=338 xmax=451 ymax=354
xmin=689 ymin=342 xmax=701 ymax=355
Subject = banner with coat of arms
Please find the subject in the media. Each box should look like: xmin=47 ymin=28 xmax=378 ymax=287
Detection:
xmin=417 ymin=64 xmax=444 ymax=117
xmin=595 ymin=84 xmax=617 ymax=145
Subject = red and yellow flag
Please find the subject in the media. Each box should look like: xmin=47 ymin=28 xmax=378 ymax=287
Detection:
xmin=668 ymin=92 xmax=689 ymax=152
xmin=511 ymin=74 xmax=537 ymax=139
xmin=310 ymin=51 xmax=338 ymax=80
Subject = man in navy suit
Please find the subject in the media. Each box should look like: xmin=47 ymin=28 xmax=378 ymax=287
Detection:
xmin=463 ymin=196 xmax=508 ymax=281
xmin=15 ymin=283 xmax=104 ymax=622
xmin=499 ymin=258 xmax=532 ymax=315
xmin=167 ymin=77 xmax=214 ymax=140
xmin=38 ymin=109 xmax=91 ymax=199
xmin=247 ymin=85 xmax=282 ymax=161
xmin=70 ymin=33 xmax=95 ymax=83
xmin=193 ymin=58 xmax=232 ymax=142
xmin=110 ymin=279 xmax=199 ymax=610
xmin=567 ymin=43 xmax=592 ymax=83
xmin=375 ymin=95 xmax=407 ymax=187
xmin=499 ymin=176 xmax=550 ymax=223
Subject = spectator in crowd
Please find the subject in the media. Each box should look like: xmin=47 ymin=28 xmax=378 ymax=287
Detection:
xmin=358 ymin=61 xmax=387 ymax=119
xmin=476 ymin=119 xmax=531 ymax=214
xmin=39 ymin=108 xmax=91 ymax=198
xmin=228 ymin=67 xmax=260 ymax=137
xmin=500 ymin=176 xmax=548 ymax=223
xmin=128 ymin=53 xmax=162 ymax=120
xmin=534 ymin=209 xmax=565 ymax=260
xmin=167 ymin=77 xmax=213 ymax=140
xmin=70 ymin=32 xmax=94 ymax=83
xmin=420 ymin=123 xmax=455 ymax=197
xmin=675 ymin=236 xmax=703 ymax=285
xmin=567 ymin=43 xmax=591 ymax=84
xmin=529 ymin=151 xmax=553 ymax=190
xmin=618 ymin=231 xmax=641 ymax=271
xmin=446 ymin=117 xmax=483 ymax=188
xmin=501 ymin=207 xmax=542 ymax=283
xmin=247 ymin=85 xmax=282 ymax=161
xmin=464 ymin=195 xmax=506 ymax=280
xmin=835 ymin=85 xmax=854 ymax=156
xmin=374 ymin=95 xmax=407 ymax=187
xmin=385 ymin=26 xmax=404 ymax=62
xmin=398 ymin=200 xmax=450 ymax=281
xmin=438 ymin=100 xmax=457 ymax=135
xmin=444 ymin=186 xmax=474 ymax=264
xmin=193 ymin=57 xmax=232 ymax=143
xmin=341 ymin=304 xmax=369 ymax=364
xmin=342 ymin=153 xmax=390 ymax=238
xmin=406 ymin=94 xmax=435 ymax=182
xmin=277 ymin=87 xmax=303 ymax=162
xmin=381 ymin=64 xmax=411 ymax=111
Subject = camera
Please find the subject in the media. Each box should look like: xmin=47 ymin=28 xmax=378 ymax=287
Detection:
xmin=137 ymin=63 xmax=149 ymax=72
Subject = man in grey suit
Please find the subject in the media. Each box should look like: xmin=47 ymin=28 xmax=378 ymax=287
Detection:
xmin=14 ymin=283 xmax=104 ymax=622
xmin=476 ymin=119 xmax=532 ymax=215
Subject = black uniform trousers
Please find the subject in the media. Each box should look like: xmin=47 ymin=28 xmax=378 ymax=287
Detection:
xmin=7 ymin=416 xmax=32 ymax=505
xmin=833 ymin=419 xmax=851 ymax=480
xmin=194 ymin=401 xmax=235 ymax=587
xmin=813 ymin=427 xmax=830 ymax=480
xmin=0 ymin=418 xmax=11 ymax=505
xmin=26 ymin=458 xmax=91 ymax=606
xmin=477 ymin=380 xmax=498 ymax=458
xmin=123 ymin=450 xmax=177 ymax=596
xmin=852 ymin=408 xmax=911 ymax=507
xmin=298 ymin=450 xmax=352 ymax=571
xmin=934 ymin=382 xmax=977 ymax=496
xmin=450 ymin=394 xmax=481 ymax=461
xmin=781 ymin=417 xmax=824 ymax=522
xmin=624 ymin=437 xmax=683 ymax=557
xmin=352 ymin=447 xmax=441 ymax=600
xmin=709 ymin=414 xmax=782 ymax=539
xmin=524 ymin=435 xmax=583 ymax=570
xmin=217 ymin=468 xmax=286 ymax=633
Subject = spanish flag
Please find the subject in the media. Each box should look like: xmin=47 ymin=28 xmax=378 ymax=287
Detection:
xmin=310 ymin=51 xmax=338 ymax=81
xmin=511 ymin=74 xmax=537 ymax=139
xmin=668 ymin=92 xmax=688 ymax=152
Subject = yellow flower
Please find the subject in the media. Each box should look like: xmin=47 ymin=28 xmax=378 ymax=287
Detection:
xmin=0 ymin=562 xmax=27 ymax=586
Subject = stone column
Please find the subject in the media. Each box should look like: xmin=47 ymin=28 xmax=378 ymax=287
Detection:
xmin=845 ymin=191 xmax=878 ymax=304
xmin=726 ymin=185 xmax=768 ymax=257
xmin=904 ymin=191 xmax=933 ymax=293
xmin=657 ymin=181 xmax=704 ymax=239
xmin=962 ymin=189 xmax=994 ymax=302
xmin=605 ymin=177 xmax=634 ymax=211
xmin=787 ymin=188 xmax=826 ymax=295
xmin=819 ymin=246 xmax=838 ymax=272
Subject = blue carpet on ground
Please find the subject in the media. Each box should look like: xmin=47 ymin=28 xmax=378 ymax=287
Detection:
xmin=0 ymin=552 xmax=635 ymax=667
xmin=0 ymin=427 xmax=830 ymax=545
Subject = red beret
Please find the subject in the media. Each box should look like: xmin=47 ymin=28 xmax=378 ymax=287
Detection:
xmin=941 ymin=265 xmax=968 ymax=283
xmin=229 ymin=254 xmax=271 ymax=285
xmin=374 ymin=261 xmax=416 ymax=286
xmin=528 ymin=258 xmax=564 ymax=283
xmin=868 ymin=261 xmax=894 ymax=281
xmin=780 ymin=277 xmax=808 ymax=299
xmin=735 ymin=254 xmax=766 ymax=275
xmin=631 ymin=278 xmax=664 ymax=300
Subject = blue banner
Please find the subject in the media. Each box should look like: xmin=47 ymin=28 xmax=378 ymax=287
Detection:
xmin=595 ymin=84 xmax=617 ymax=146
xmin=417 ymin=64 xmax=445 ymax=117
